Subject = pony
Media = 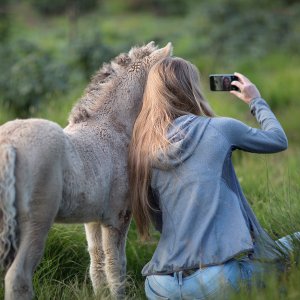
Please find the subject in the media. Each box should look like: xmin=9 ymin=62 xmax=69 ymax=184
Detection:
xmin=0 ymin=41 xmax=173 ymax=300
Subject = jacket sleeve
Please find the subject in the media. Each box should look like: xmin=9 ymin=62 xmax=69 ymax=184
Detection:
xmin=221 ymin=98 xmax=288 ymax=153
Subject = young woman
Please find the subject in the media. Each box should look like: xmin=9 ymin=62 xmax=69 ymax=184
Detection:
xmin=129 ymin=57 xmax=298 ymax=299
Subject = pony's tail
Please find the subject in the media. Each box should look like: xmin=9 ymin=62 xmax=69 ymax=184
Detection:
xmin=0 ymin=144 xmax=17 ymax=270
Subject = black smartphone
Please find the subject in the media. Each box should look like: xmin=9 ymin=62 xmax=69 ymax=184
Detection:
xmin=209 ymin=74 xmax=239 ymax=91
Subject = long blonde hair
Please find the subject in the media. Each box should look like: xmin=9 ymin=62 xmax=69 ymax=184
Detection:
xmin=128 ymin=57 xmax=215 ymax=239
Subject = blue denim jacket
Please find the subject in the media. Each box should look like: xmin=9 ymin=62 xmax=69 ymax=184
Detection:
xmin=142 ymin=98 xmax=288 ymax=276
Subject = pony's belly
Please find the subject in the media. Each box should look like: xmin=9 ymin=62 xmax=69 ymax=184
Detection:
xmin=55 ymin=193 xmax=105 ymax=223
xmin=54 ymin=215 xmax=101 ymax=223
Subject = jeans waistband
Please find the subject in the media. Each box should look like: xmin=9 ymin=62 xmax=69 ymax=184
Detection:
xmin=169 ymin=268 xmax=199 ymax=278
xmin=167 ymin=253 xmax=253 ymax=279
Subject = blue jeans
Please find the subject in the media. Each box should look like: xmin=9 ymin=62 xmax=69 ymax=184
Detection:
xmin=145 ymin=233 xmax=300 ymax=300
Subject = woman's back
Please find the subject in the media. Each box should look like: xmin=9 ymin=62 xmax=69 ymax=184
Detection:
xmin=144 ymin=98 xmax=287 ymax=276
xmin=128 ymin=57 xmax=294 ymax=299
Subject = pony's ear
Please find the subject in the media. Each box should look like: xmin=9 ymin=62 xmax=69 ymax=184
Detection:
xmin=149 ymin=42 xmax=173 ymax=61
xmin=128 ymin=42 xmax=158 ymax=60
xmin=146 ymin=41 xmax=155 ymax=48
xmin=143 ymin=41 xmax=159 ymax=56
xmin=114 ymin=53 xmax=131 ymax=67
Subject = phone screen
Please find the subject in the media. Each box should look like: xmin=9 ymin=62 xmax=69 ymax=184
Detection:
xmin=209 ymin=74 xmax=239 ymax=91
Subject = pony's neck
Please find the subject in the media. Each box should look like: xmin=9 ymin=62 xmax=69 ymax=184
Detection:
xmin=96 ymin=84 xmax=143 ymax=137
xmin=69 ymin=79 xmax=143 ymax=138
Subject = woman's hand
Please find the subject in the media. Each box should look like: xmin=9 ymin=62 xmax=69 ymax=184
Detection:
xmin=230 ymin=72 xmax=261 ymax=104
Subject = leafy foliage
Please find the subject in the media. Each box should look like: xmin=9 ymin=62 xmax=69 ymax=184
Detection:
xmin=192 ymin=0 xmax=300 ymax=60
xmin=29 ymin=0 xmax=99 ymax=16
xmin=74 ymin=33 xmax=116 ymax=79
xmin=126 ymin=0 xmax=189 ymax=16
xmin=0 ymin=0 xmax=10 ymax=42
xmin=0 ymin=41 xmax=69 ymax=116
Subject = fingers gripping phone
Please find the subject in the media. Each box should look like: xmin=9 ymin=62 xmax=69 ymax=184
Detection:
xmin=209 ymin=74 xmax=239 ymax=91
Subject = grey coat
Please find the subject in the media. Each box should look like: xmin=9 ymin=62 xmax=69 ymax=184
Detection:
xmin=142 ymin=98 xmax=288 ymax=276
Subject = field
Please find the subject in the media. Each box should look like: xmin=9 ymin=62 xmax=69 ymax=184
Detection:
xmin=0 ymin=0 xmax=300 ymax=299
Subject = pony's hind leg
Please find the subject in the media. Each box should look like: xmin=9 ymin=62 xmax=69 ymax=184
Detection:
xmin=84 ymin=222 xmax=107 ymax=293
xmin=101 ymin=209 xmax=131 ymax=299
xmin=4 ymin=218 xmax=52 ymax=300
xmin=5 ymin=176 xmax=61 ymax=300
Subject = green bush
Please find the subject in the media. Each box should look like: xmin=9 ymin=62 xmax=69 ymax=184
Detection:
xmin=0 ymin=0 xmax=10 ymax=42
xmin=191 ymin=0 xmax=300 ymax=61
xmin=74 ymin=33 xmax=116 ymax=79
xmin=127 ymin=0 xmax=189 ymax=15
xmin=0 ymin=41 xmax=69 ymax=117
xmin=29 ymin=0 xmax=99 ymax=16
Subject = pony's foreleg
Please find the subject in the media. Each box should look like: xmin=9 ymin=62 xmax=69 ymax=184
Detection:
xmin=84 ymin=222 xmax=107 ymax=292
xmin=101 ymin=210 xmax=131 ymax=299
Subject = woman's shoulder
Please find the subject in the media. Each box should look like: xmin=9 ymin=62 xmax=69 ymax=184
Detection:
xmin=208 ymin=116 xmax=244 ymax=128
xmin=207 ymin=116 xmax=249 ymax=142
xmin=171 ymin=114 xmax=210 ymax=130
xmin=172 ymin=114 xmax=245 ymax=134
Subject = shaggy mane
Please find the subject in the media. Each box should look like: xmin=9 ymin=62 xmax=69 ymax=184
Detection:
xmin=68 ymin=42 xmax=158 ymax=124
